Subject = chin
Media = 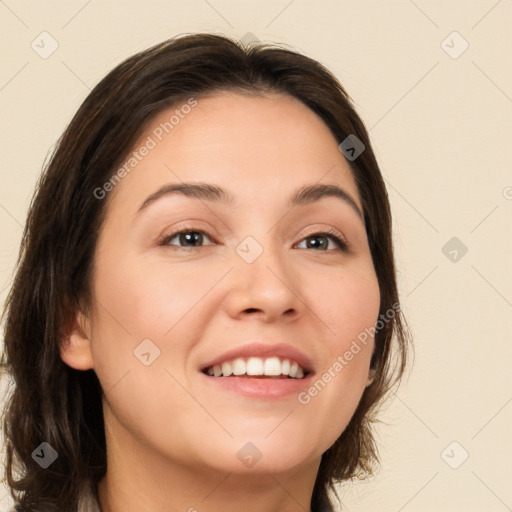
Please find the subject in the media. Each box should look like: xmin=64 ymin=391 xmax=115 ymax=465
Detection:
xmin=188 ymin=430 xmax=325 ymax=476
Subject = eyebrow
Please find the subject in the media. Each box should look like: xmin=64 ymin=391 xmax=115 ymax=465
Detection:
xmin=136 ymin=181 xmax=364 ymax=219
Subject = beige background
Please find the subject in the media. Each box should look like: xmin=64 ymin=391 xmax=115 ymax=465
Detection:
xmin=1 ymin=1 xmax=511 ymax=511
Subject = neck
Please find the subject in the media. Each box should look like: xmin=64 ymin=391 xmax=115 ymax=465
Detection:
xmin=97 ymin=410 xmax=321 ymax=512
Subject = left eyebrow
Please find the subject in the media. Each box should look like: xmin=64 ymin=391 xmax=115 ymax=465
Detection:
xmin=290 ymin=183 xmax=363 ymax=220
xmin=135 ymin=181 xmax=363 ymax=220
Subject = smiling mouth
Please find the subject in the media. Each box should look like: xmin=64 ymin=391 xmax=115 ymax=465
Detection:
xmin=202 ymin=356 xmax=308 ymax=379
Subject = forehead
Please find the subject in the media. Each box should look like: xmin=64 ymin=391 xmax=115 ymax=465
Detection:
xmin=104 ymin=91 xmax=362 ymax=218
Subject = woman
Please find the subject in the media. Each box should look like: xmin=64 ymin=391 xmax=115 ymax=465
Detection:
xmin=1 ymin=33 xmax=410 ymax=512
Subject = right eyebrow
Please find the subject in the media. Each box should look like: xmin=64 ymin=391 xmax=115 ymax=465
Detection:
xmin=136 ymin=182 xmax=234 ymax=215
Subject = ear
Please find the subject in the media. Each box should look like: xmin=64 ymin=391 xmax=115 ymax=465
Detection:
xmin=366 ymin=367 xmax=377 ymax=387
xmin=60 ymin=309 xmax=94 ymax=371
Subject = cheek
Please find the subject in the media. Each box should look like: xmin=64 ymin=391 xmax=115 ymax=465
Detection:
xmin=87 ymin=249 xmax=220 ymax=393
xmin=91 ymin=249 xmax=214 ymax=340
xmin=308 ymin=264 xmax=381 ymax=354
xmin=297 ymin=265 xmax=379 ymax=438
xmin=87 ymin=254 xmax=214 ymax=451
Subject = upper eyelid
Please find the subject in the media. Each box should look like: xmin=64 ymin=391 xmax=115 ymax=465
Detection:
xmin=299 ymin=226 xmax=348 ymax=245
xmin=160 ymin=226 xmax=217 ymax=243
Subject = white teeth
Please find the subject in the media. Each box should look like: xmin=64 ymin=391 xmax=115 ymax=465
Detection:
xmin=264 ymin=357 xmax=282 ymax=376
xmin=289 ymin=361 xmax=299 ymax=378
xmin=221 ymin=361 xmax=233 ymax=377
xmin=281 ymin=359 xmax=291 ymax=376
xmin=204 ymin=356 xmax=306 ymax=378
xmin=247 ymin=357 xmax=263 ymax=375
xmin=232 ymin=358 xmax=246 ymax=376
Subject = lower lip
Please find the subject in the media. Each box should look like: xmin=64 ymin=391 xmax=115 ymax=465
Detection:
xmin=199 ymin=372 xmax=313 ymax=399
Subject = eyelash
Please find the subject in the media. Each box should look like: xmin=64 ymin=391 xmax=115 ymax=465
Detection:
xmin=158 ymin=226 xmax=349 ymax=252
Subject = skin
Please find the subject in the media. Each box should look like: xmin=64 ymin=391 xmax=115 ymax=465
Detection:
xmin=61 ymin=91 xmax=380 ymax=512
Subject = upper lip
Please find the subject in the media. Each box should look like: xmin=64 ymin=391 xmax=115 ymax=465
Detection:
xmin=200 ymin=342 xmax=314 ymax=374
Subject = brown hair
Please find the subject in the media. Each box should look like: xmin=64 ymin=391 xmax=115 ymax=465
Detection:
xmin=1 ymin=32 xmax=411 ymax=511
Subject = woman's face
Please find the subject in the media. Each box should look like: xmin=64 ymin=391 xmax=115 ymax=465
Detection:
xmin=65 ymin=92 xmax=380 ymax=476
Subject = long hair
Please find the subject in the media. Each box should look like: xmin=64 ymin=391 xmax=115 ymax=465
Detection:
xmin=1 ymin=32 xmax=411 ymax=511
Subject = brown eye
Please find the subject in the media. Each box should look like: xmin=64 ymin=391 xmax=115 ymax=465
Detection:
xmin=159 ymin=230 xmax=215 ymax=248
xmin=296 ymin=231 xmax=348 ymax=251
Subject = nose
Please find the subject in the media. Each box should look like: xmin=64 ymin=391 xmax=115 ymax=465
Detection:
xmin=223 ymin=241 xmax=302 ymax=324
